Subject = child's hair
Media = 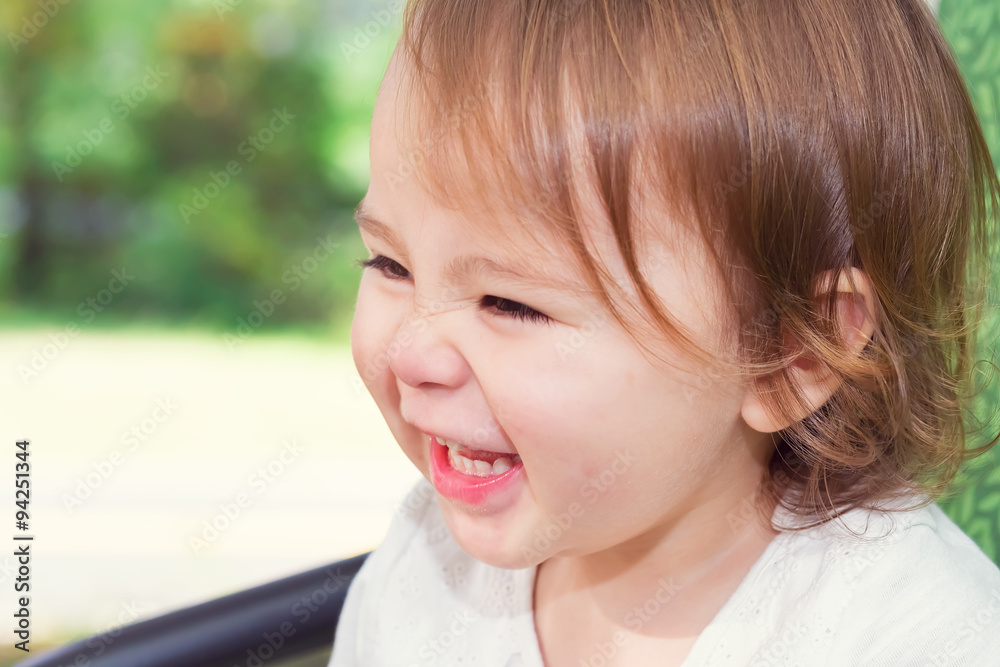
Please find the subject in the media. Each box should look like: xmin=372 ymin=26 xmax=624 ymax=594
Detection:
xmin=385 ymin=0 xmax=1000 ymax=529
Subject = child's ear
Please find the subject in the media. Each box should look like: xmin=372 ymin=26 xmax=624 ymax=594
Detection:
xmin=741 ymin=267 xmax=878 ymax=433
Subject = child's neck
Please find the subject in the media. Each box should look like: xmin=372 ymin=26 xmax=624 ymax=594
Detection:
xmin=533 ymin=479 xmax=781 ymax=664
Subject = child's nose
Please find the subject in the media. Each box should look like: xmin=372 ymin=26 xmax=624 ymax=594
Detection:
xmin=387 ymin=297 xmax=470 ymax=389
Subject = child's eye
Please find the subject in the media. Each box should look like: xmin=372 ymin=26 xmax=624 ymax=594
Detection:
xmin=356 ymin=254 xmax=411 ymax=280
xmin=479 ymin=295 xmax=551 ymax=324
xmin=356 ymin=255 xmax=550 ymax=324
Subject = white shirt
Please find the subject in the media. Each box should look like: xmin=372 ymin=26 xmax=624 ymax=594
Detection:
xmin=328 ymin=477 xmax=1000 ymax=666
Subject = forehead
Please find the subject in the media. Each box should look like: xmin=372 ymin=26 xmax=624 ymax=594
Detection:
xmin=368 ymin=51 xmax=545 ymax=232
xmin=365 ymin=50 xmax=615 ymax=291
xmin=365 ymin=44 xmax=703 ymax=313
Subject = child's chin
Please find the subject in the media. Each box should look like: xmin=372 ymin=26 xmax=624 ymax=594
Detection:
xmin=441 ymin=509 xmax=544 ymax=570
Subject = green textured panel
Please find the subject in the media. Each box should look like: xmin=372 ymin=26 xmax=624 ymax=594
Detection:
xmin=936 ymin=0 xmax=1000 ymax=566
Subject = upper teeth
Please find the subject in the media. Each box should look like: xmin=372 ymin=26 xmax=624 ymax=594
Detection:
xmin=438 ymin=436 xmax=520 ymax=476
xmin=448 ymin=448 xmax=517 ymax=477
xmin=441 ymin=438 xmax=468 ymax=452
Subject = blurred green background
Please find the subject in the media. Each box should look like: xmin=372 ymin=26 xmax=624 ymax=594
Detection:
xmin=0 ymin=0 xmax=390 ymax=340
xmin=0 ymin=0 xmax=998 ymax=664
xmin=931 ymin=0 xmax=1000 ymax=565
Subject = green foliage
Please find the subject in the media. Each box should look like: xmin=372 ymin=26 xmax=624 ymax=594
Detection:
xmin=0 ymin=0 xmax=400 ymax=337
xmin=936 ymin=0 xmax=1000 ymax=564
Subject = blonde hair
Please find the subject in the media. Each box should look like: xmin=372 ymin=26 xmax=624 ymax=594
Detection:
xmin=388 ymin=0 xmax=1000 ymax=529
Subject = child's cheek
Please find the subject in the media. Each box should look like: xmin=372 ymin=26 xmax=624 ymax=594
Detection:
xmin=350 ymin=280 xmax=400 ymax=390
xmin=489 ymin=367 xmax=612 ymax=498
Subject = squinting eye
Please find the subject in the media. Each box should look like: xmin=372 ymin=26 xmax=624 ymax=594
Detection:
xmin=355 ymin=255 xmax=410 ymax=280
xmin=356 ymin=255 xmax=550 ymax=324
xmin=480 ymin=295 xmax=551 ymax=324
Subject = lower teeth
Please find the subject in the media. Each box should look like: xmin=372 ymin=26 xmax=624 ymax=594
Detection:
xmin=448 ymin=448 xmax=517 ymax=477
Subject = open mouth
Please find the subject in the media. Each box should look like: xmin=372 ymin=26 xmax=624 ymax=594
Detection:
xmin=428 ymin=435 xmax=525 ymax=507
xmin=440 ymin=437 xmax=522 ymax=477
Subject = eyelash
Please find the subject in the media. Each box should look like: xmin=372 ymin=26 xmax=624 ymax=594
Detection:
xmin=355 ymin=255 xmax=552 ymax=324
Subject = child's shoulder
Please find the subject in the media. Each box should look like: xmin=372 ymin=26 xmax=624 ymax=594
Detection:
xmin=778 ymin=493 xmax=1000 ymax=597
xmin=835 ymin=500 xmax=1000 ymax=661
xmin=726 ymin=495 xmax=1000 ymax=665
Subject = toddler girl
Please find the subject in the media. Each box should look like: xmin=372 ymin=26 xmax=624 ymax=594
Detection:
xmin=331 ymin=0 xmax=1000 ymax=664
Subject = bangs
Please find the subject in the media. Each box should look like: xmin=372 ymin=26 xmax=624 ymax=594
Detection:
xmin=387 ymin=0 xmax=731 ymax=367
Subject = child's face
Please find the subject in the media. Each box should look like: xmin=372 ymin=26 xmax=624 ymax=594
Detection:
xmin=352 ymin=53 xmax=774 ymax=569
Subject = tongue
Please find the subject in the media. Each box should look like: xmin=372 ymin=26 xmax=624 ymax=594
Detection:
xmin=460 ymin=448 xmax=517 ymax=464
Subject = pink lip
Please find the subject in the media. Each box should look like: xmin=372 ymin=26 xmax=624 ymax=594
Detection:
xmin=428 ymin=435 xmax=525 ymax=508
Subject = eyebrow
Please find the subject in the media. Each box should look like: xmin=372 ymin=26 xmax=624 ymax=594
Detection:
xmin=353 ymin=198 xmax=590 ymax=293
